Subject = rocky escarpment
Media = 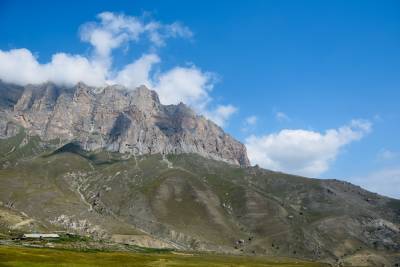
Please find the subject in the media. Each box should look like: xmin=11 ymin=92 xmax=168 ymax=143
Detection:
xmin=0 ymin=81 xmax=250 ymax=166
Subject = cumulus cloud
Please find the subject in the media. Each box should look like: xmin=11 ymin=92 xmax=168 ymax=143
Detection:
xmin=80 ymin=11 xmax=192 ymax=67
xmin=152 ymin=64 xmax=236 ymax=126
xmin=245 ymin=120 xmax=372 ymax=177
xmin=204 ymin=105 xmax=238 ymax=127
xmin=113 ymin=54 xmax=160 ymax=88
xmin=0 ymin=49 xmax=107 ymax=86
xmin=145 ymin=21 xmax=193 ymax=47
xmin=0 ymin=12 xmax=191 ymax=87
xmin=0 ymin=11 xmax=234 ymax=126
xmin=154 ymin=66 xmax=214 ymax=108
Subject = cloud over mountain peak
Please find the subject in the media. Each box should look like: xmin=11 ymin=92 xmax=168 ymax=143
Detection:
xmin=0 ymin=11 xmax=235 ymax=127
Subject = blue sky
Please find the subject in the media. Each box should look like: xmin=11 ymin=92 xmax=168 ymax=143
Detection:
xmin=0 ymin=0 xmax=399 ymax=198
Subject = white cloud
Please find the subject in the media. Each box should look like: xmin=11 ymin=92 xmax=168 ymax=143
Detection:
xmin=113 ymin=54 xmax=160 ymax=89
xmin=245 ymin=120 xmax=372 ymax=177
xmin=153 ymin=66 xmax=236 ymax=126
xmin=245 ymin=116 xmax=258 ymax=126
xmin=0 ymin=12 xmax=234 ymax=127
xmin=0 ymin=49 xmax=45 ymax=85
xmin=80 ymin=11 xmax=192 ymax=67
xmin=153 ymin=66 xmax=214 ymax=108
xmin=276 ymin=111 xmax=290 ymax=122
xmin=0 ymin=49 xmax=107 ymax=87
xmin=0 ymin=12 xmax=191 ymax=87
xmin=353 ymin=168 xmax=400 ymax=199
xmin=145 ymin=21 xmax=193 ymax=47
xmin=204 ymin=105 xmax=238 ymax=127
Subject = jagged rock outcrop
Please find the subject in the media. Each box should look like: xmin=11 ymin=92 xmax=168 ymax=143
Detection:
xmin=0 ymin=81 xmax=250 ymax=166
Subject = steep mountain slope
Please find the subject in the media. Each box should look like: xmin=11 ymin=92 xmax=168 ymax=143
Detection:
xmin=0 ymin=81 xmax=399 ymax=266
xmin=0 ymin=130 xmax=399 ymax=265
xmin=0 ymin=81 xmax=249 ymax=166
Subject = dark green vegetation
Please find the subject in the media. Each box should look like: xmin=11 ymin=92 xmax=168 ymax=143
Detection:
xmin=0 ymin=246 xmax=327 ymax=267
xmin=0 ymin=131 xmax=399 ymax=266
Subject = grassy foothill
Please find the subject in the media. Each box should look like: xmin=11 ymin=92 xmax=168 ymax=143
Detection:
xmin=0 ymin=246 xmax=328 ymax=267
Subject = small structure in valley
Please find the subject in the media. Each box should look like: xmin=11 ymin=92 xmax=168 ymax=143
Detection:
xmin=22 ymin=233 xmax=60 ymax=239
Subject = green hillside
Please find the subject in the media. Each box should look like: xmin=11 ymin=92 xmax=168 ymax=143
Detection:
xmin=0 ymin=132 xmax=399 ymax=266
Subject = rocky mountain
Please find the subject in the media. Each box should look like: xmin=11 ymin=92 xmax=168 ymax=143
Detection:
xmin=0 ymin=81 xmax=399 ymax=266
xmin=0 ymin=81 xmax=249 ymax=166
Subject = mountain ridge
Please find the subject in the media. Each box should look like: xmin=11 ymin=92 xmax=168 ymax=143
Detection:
xmin=0 ymin=81 xmax=250 ymax=167
xmin=0 ymin=81 xmax=399 ymax=266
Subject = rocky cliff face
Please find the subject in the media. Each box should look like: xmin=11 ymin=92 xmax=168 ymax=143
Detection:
xmin=0 ymin=81 xmax=250 ymax=166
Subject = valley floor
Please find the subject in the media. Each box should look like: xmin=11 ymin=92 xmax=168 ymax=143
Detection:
xmin=0 ymin=246 xmax=328 ymax=267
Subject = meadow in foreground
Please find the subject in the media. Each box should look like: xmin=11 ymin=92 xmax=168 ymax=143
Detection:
xmin=0 ymin=246 xmax=327 ymax=267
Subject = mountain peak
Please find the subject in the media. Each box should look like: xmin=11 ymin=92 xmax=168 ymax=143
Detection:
xmin=0 ymin=81 xmax=250 ymax=166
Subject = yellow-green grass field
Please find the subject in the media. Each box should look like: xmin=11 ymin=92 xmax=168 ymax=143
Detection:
xmin=0 ymin=246 xmax=328 ymax=267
